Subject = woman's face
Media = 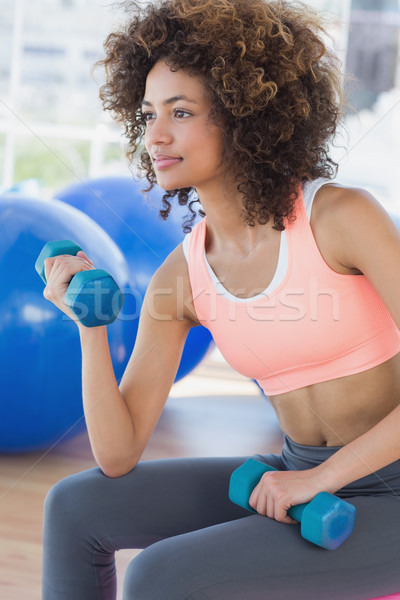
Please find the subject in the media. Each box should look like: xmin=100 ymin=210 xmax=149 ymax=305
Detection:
xmin=142 ymin=60 xmax=225 ymax=192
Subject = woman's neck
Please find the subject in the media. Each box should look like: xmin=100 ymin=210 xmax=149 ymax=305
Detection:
xmin=196 ymin=180 xmax=275 ymax=256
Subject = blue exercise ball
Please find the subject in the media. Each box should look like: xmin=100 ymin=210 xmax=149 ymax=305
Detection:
xmin=55 ymin=176 xmax=215 ymax=380
xmin=0 ymin=194 xmax=138 ymax=453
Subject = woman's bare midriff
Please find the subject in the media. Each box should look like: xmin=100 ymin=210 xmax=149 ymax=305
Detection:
xmin=268 ymin=352 xmax=400 ymax=447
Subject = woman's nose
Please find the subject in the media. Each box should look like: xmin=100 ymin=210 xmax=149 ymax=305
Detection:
xmin=145 ymin=115 xmax=173 ymax=146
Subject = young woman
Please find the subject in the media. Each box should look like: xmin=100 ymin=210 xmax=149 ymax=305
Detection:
xmin=42 ymin=1 xmax=400 ymax=598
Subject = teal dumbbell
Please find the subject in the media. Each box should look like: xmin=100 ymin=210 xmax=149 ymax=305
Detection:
xmin=35 ymin=240 xmax=124 ymax=327
xmin=229 ymin=458 xmax=356 ymax=550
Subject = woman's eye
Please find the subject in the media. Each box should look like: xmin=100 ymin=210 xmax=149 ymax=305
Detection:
xmin=175 ymin=109 xmax=191 ymax=119
xmin=141 ymin=112 xmax=154 ymax=122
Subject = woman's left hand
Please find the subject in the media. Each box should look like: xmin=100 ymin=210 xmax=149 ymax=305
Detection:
xmin=248 ymin=468 xmax=329 ymax=524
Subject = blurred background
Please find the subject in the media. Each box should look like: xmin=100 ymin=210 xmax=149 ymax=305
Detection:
xmin=0 ymin=0 xmax=399 ymax=213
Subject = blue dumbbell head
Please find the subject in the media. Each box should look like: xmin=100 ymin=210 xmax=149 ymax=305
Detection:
xmin=229 ymin=458 xmax=356 ymax=550
xmin=299 ymin=491 xmax=356 ymax=550
xmin=35 ymin=240 xmax=124 ymax=327
xmin=64 ymin=268 xmax=124 ymax=327
xmin=229 ymin=458 xmax=272 ymax=513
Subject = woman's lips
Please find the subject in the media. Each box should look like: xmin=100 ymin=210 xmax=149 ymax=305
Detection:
xmin=153 ymin=156 xmax=183 ymax=170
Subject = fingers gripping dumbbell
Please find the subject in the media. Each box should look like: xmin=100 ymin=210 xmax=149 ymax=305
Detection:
xmin=229 ymin=458 xmax=356 ymax=550
xmin=35 ymin=240 xmax=124 ymax=327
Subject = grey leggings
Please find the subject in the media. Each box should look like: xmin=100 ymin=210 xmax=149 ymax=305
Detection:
xmin=42 ymin=435 xmax=400 ymax=599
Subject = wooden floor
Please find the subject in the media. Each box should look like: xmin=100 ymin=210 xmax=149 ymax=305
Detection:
xmin=0 ymin=349 xmax=283 ymax=600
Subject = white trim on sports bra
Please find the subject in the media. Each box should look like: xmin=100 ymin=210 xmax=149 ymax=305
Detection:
xmin=182 ymin=178 xmax=333 ymax=301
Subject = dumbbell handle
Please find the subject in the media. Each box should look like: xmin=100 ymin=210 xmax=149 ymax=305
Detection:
xmin=245 ymin=462 xmax=308 ymax=523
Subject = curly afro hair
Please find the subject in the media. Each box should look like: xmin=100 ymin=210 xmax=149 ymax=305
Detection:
xmin=96 ymin=0 xmax=344 ymax=232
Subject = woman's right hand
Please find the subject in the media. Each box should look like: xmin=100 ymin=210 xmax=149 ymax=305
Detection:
xmin=43 ymin=251 xmax=95 ymax=325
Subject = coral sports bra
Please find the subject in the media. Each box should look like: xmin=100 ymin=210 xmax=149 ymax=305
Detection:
xmin=182 ymin=179 xmax=400 ymax=396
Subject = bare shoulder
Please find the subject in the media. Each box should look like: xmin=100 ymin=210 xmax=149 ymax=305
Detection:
xmin=310 ymin=182 xmax=400 ymax=273
xmin=152 ymin=241 xmax=200 ymax=326
xmin=313 ymin=182 xmax=391 ymax=223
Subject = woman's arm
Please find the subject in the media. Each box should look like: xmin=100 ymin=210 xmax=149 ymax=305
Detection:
xmin=310 ymin=186 xmax=400 ymax=491
xmin=44 ymin=245 xmax=194 ymax=477
xmin=78 ymin=325 xmax=136 ymax=476
xmin=317 ymin=403 xmax=400 ymax=493
xmin=250 ymin=186 xmax=400 ymax=521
